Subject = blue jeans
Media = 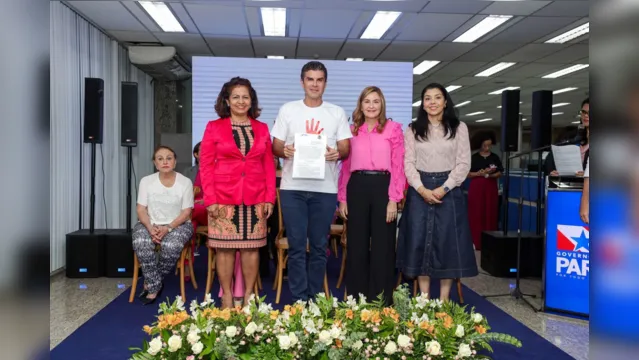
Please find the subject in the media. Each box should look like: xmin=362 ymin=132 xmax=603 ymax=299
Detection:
xmin=279 ymin=190 xmax=337 ymax=302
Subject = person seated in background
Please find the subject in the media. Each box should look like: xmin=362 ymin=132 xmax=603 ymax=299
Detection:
xmin=183 ymin=142 xmax=200 ymax=183
xmin=466 ymin=131 xmax=503 ymax=250
xmin=200 ymin=76 xmax=275 ymax=308
xmin=133 ymin=146 xmax=194 ymax=305
xmin=186 ymin=142 xmax=207 ymax=282
xmin=544 ymin=98 xmax=590 ymax=177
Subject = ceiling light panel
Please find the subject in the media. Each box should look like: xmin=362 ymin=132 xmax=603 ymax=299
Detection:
xmin=552 ymin=102 xmax=571 ymax=108
xmin=453 ymin=15 xmax=512 ymax=43
xmin=346 ymin=58 xmax=363 ymax=61
xmin=139 ymin=1 xmax=184 ymax=32
xmin=261 ymin=7 xmax=286 ymax=37
xmin=475 ymin=62 xmax=516 ymax=77
xmin=553 ymin=87 xmax=578 ymax=94
xmin=546 ymin=23 xmax=589 ymax=44
xmin=413 ymin=60 xmax=440 ymax=75
xmin=552 ymin=112 xmax=564 ymax=116
xmin=475 ymin=118 xmax=493 ymax=123
xmin=360 ymin=11 xmax=401 ymax=40
xmin=465 ymin=111 xmax=485 ymax=116
xmin=489 ymin=86 xmax=520 ymax=95
xmin=412 ymin=101 xmax=420 ymax=107
xmin=267 ymin=55 xmax=284 ymax=59
xmin=455 ymin=101 xmax=471 ymax=108
xmin=542 ymin=64 xmax=589 ymax=79
xmin=446 ymin=85 xmax=462 ymax=93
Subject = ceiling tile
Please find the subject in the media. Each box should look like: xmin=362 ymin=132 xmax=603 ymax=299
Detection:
xmin=185 ymin=4 xmax=249 ymax=36
xmin=337 ymin=39 xmax=389 ymax=60
xmin=418 ymin=42 xmax=477 ymax=61
xmin=154 ymin=33 xmax=210 ymax=54
xmin=204 ymin=36 xmax=254 ymax=57
xmin=533 ymin=1 xmax=590 ymax=17
xmin=251 ymin=37 xmax=298 ymax=58
xmin=107 ymin=30 xmax=159 ymax=43
xmin=536 ymin=44 xmax=589 ymax=64
xmin=432 ymin=62 xmax=488 ymax=78
xmin=299 ymin=9 xmax=361 ymax=39
xmin=308 ymin=0 xmax=428 ymax=12
xmin=479 ymin=1 xmax=552 ymax=16
xmin=421 ymin=0 xmax=490 ymax=14
xmin=67 ymin=1 xmax=146 ymax=31
xmin=395 ymin=13 xmax=474 ymax=41
xmin=296 ymin=39 xmax=344 ymax=59
xmin=500 ymin=63 xmax=566 ymax=77
xmin=455 ymin=42 xmax=524 ymax=62
xmin=500 ymin=44 xmax=567 ymax=62
xmin=376 ymin=41 xmax=435 ymax=61
xmin=487 ymin=16 xmax=581 ymax=44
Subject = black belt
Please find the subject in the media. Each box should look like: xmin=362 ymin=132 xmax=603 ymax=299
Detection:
xmin=353 ymin=170 xmax=390 ymax=175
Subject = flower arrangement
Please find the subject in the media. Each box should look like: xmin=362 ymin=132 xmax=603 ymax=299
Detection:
xmin=130 ymin=284 xmax=521 ymax=359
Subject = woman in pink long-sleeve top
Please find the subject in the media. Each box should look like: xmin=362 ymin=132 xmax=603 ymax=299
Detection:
xmin=338 ymin=86 xmax=406 ymax=306
xmin=397 ymin=83 xmax=478 ymax=302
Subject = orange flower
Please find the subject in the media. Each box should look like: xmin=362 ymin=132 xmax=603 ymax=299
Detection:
xmin=284 ymin=305 xmax=292 ymax=313
xmin=334 ymin=319 xmax=343 ymax=328
xmin=143 ymin=325 xmax=153 ymax=334
xmin=475 ymin=325 xmax=487 ymax=334
xmin=335 ymin=339 xmax=343 ymax=348
xmin=442 ymin=316 xmax=453 ymax=329
xmin=419 ymin=321 xmax=435 ymax=334
xmin=270 ymin=310 xmax=280 ymax=320
xmin=345 ymin=310 xmax=354 ymax=320
xmin=371 ymin=311 xmax=382 ymax=324
xmin=220 ymin=309 xmax=231 ymax=321
xmin=406 ymin=321 xmax=415 ymax=329
xmin=360 ymin=309 xmax=371 ymax=322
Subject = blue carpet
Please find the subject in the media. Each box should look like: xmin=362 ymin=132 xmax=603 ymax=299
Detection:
xmin=51 ymin=246 xmax=574 ymax=359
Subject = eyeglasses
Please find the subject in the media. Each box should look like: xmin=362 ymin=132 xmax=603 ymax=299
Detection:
xmin=580 ymin=110 xmax=589 ymax=116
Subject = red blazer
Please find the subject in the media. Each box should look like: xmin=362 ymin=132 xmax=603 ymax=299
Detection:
xmin=200 ymin=118 xmax=276 ymax=207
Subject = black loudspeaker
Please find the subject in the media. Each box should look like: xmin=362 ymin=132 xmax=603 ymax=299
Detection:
xmin=104 ymin=229 xmax=134 ymax=277
xmin=530 ymin=90 xmax=553 ymax=149
xmin=84 ymin=78 xmax=104 ymax=144
xmin=480 ymin=231 xmax=543 ymax=278
xmin=121 ymin=82 xmax=138 ymax=147
xmin=65 ymin=229 xmax=106 ymax=278
xmin=500 ymin=90 xmax=520 ymax=152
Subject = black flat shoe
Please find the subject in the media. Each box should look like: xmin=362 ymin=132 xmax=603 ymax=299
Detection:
xmin=138 ymin=289 xmax=149 ymax=299
xmin=141 ymin=284 xmax=163 ymax=306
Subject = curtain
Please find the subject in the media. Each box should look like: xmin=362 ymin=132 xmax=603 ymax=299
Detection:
xmin=50 ymin=1 xmax=155 ymax=272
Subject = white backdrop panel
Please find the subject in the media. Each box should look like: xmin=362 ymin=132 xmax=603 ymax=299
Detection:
xmin=192 ymin=57 xmax=413 ymax=149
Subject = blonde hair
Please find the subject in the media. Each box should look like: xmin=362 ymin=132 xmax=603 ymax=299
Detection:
xmin=352 ymin=86 xmax=388 ymax=135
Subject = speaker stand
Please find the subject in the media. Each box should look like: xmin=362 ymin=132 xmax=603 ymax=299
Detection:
xmin=89 ymin=142 xmax=97 ymax=233
xmin=535 ymin=150 xmax=543 ymax=235
xmin=501 ymin=151 xmax=510 ymax=234
xmin=483 ymin=155 xmax=539 ymax=312
xmin=126 ymin=146 xmax=133 ymax=233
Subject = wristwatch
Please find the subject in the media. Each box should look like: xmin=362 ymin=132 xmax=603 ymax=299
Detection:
xmin=443 ymin=186 xmax=451 ymax=193
xmin=167 ymin=226 xmax=173 ymax=233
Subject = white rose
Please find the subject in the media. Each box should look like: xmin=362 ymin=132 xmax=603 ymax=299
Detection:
xmin=278 ymin=335 xmax=292 ymax=350
xmin=384 ymin=341 xmax=398 ymax=355
xmin=191 ymin=341 xmax=204 ymax=355
xmin=147 ymin=337 xmax=162 ymax=355
xmin=458 ymin=343 xmax=472 ymax=358
xmin=352 ymin=340 xmax=363 ymax=350
xmin=425 ymin=341 xmax=441 ymax=356
xmin=472 ymin=313 xmax=483 ymax=323
xmin=245 ymin=322 xmax=258 ymax=336
xmin=288 ymin=332 xmax=298 ymax=346
xmin=397 ymin=334 xmax=411 ymax=348
xmin=330 ymin=326 xmax=341 ymax=339
xmin=455 ymin=325 xmax=465 ymax=337
xmin=225 ymin=325 xmax=238 ymax=338
xmin=318 ymin=330 xmax=332 ymax=345
xmin=167 ymin=335 xmax=182 ymax=352
xmin=187 ymin=331 xmax=200 ymax=345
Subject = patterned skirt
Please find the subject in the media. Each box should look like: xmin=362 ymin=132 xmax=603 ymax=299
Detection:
xmin=207 ymin=203 xmax=267 ymax=249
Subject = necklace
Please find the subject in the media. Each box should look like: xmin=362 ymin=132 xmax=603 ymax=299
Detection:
xmin=231 ymin=117 xmax=250 ymax=125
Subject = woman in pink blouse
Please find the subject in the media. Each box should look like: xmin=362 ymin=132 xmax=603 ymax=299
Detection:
xmin=397 ymin=83 xmax=478 ymax=302
xmin=338 ymin=86 xmax=406 ymax=305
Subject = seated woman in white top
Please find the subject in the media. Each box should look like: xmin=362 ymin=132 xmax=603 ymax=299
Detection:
xmin=133 ymin=145 xmax=194 ymax=305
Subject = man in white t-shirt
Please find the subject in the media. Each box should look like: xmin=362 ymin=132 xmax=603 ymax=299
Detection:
xmin=271 ymin=61 xmax=352 ymax=302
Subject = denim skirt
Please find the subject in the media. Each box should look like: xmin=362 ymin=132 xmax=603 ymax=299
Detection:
xmin=397 ymin=171 xmax=478 ymax=279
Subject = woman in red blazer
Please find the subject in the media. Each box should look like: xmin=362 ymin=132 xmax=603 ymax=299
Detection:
xmin=200 ymin=77 xmax=276 ymax=308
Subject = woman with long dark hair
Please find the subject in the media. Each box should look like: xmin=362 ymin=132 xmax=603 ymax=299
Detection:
xmin=466 ymin=131 xmax=503 ymax=250
xmin=338 ymin=86 xmax=405 ymax=305
xmin=200 ymin=77 xmax=276 ymax=308
xmin=544 ymin=98 xmax=590 ymax=176
xmin=397 ymin=83 xmax=478 ymax=301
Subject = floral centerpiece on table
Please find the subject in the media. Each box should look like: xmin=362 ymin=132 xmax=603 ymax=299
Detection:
xmin=130 ymin=284 xmax=521 ymax=359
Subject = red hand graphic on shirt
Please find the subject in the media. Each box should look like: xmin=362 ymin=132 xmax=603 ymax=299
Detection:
xmin=305 ymin=118 xmax=324 ymax=134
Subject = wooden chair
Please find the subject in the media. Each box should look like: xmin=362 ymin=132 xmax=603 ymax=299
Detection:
xmin=273 ymin=189 xmax=330 ymax=304
xmin=335 ymin=222 xmax=348 ymax=288
xmin=129 ymin=242 xmax=198 ymax=303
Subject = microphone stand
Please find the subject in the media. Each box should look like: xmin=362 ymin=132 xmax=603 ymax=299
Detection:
xmin=483 ymin=144 xmax=559 ymax=311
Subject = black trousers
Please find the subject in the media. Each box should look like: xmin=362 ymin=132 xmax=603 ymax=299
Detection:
xmin=345 ymin=172 xmax=397 ymax=305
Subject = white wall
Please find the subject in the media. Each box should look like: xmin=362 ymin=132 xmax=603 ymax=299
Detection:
xmin=50 ymin=2 xmax=155 ymax=272
xmin=191 ymin=57 xmax=414 ymax=147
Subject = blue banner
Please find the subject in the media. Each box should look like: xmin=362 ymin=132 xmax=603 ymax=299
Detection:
xmin=544 ymin=190 xmax=589 ymax=316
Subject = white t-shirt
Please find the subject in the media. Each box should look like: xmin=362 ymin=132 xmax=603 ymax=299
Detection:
xmin=271 ymin=100 xmax=352 ymax=194
xmin=137 ymin=172 xmax=194 ymax=225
